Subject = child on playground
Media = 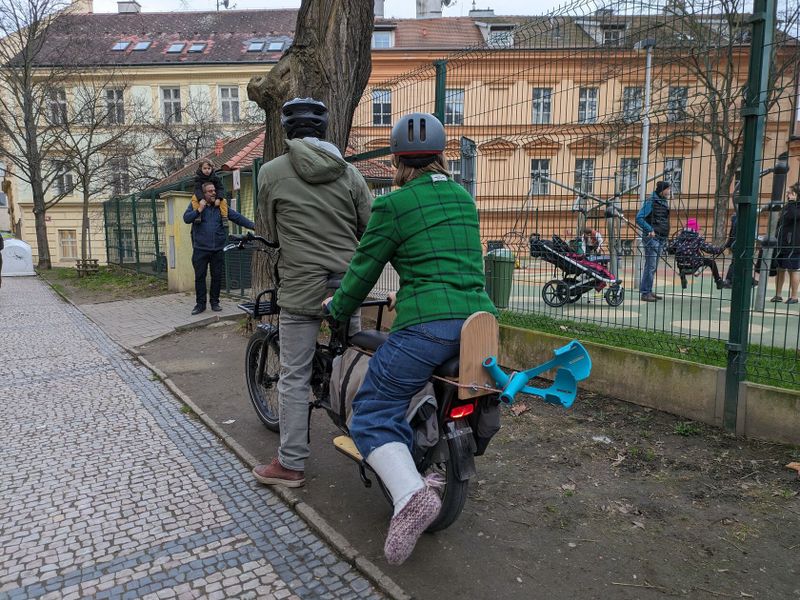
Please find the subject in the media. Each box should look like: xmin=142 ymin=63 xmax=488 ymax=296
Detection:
xmin=668 ymin=218 xmax=724 ymax=288
xmin=191 ymin=160 xmax=228 ymax=222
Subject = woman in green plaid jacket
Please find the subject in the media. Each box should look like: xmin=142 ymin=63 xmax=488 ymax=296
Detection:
xmin=325 ymin=113 xmax=496 ymax=566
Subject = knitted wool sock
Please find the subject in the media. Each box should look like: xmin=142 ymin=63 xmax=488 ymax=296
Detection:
xmin=366 ymin=442 xmax=424 ymax=515
xmin=383 ymin=474 xmax=443 ymax=566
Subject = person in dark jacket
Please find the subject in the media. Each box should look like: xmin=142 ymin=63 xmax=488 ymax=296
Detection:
xmin=720 ymin=213 xmax=759 ymax=289
xmin=772 ymin=182 xmax=800 ymax=304
xmin=636 ymin=181 xmax=671 ymax=302
xmin=190 ymin=160 xmax=228 ymax=223
xmin=183 ymin=181 xmax=255 ymax=314
xmin=667 ymin=218 xmax=724 ymax=288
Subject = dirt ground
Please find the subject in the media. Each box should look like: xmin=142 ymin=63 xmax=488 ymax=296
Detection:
xmin=139 ymin=321 xmax=800 ymax=600
xmin=38 ymin=266 xmax=168 ymax=305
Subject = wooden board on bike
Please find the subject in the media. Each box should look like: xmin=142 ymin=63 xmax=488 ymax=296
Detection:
xmin=458 ymin=311 xmax=499 ymax=400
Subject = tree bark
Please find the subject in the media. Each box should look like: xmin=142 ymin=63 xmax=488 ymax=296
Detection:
xmin=247 ymin=0 xmax=374 ymax=292
xmin=31 ymin=175 xmax=51 ymax=269
xmin=81 ymin=186 xmax=90 ymax=261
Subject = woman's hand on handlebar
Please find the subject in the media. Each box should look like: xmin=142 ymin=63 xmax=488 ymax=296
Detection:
xmin=322 ymin=296 xmax=333 ymax=314
xmin=386 ymin=292 xmax=396 ymax=311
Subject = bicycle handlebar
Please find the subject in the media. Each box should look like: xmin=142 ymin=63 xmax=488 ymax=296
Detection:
xmin=227 ymin=231 xmax=279 ymax=249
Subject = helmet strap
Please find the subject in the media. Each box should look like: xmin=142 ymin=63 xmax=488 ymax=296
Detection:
xmin=398 ymin=155 xmax=437 ymax=168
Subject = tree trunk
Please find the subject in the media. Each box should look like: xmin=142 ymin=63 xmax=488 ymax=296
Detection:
xmin=31 ymin=175 xmax=51 ymax=269
xmin=247 ymin=0 xmax=374 ymax=293
xmin=81 ymin=187 xmax=90 ymax=261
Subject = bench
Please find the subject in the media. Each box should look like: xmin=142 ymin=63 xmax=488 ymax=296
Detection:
xmin=75 ymin=258 xmax=100 ymax=277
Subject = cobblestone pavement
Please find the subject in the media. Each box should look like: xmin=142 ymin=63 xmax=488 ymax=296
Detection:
xmin=0 ymin=277 xmax=384 ymax=600
xmin=79 ymin=292 xmax=241 ymax=349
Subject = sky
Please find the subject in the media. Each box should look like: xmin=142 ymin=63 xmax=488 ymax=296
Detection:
xmin=93 ymin=0 xmax=563 ymax=19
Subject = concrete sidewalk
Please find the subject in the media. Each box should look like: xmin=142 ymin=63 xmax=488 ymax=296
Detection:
xmin=0 ymin=277 xmax=384 ymax=600
xmin=78 ymin=292 xmax=241 ymax=350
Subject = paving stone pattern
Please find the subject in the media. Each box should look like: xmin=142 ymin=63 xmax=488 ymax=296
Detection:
xmin=0 ymin=277 xmax=384 ymax=600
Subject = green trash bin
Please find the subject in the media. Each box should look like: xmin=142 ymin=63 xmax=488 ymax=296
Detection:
xmin=484 ymin=248 xmax=515 ymax=309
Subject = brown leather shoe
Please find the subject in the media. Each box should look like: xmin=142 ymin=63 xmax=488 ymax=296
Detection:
xmin=640 ymin=293 xmax=658 ymax=302
xmin=252 ymin=458 xmax=305 ymax=488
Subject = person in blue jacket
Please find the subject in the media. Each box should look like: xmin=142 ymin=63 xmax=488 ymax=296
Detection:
xmin=183 ymin=181 xmax=255 ymax=315
xmin=636 ymin=181 xmax=672 ymax=302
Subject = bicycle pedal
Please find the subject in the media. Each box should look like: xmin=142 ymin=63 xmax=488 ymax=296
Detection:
xmin=333 ymin=435 xmax=363 ymax=462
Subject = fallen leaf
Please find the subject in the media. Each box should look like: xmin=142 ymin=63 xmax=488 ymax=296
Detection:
xmin=610 ymin=453 xmax=626 ymax=467
xmin=678 ymin=347 xmax=690 ymax=354
xmin=222 ymin=419 xmax=236 ymax=424
xmin=560 ymin=483 xmax=576 ymax=492
xmin=632 ymin=520 xmax=646 ymax=530
xmin=511 ymin=402 xmax=530 ymax=416
xmin=786 ymin=462 xmax=800 ymax=475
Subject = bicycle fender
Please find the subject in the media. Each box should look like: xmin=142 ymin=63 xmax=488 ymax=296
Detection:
xmin=445 ymin=420 xmax=477 ymax=482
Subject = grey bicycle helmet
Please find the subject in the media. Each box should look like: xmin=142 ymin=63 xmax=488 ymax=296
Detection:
xmin=390 ymin=113 xmax=446 ymax=167
xmin=281 ymin=97 xmax=329 ymax=139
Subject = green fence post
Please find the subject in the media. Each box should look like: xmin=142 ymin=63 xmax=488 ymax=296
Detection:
xmin=131 ymin=194 xmax=141 ymax=272
xmin=115 ymin=197 xmax=123 ymax=267
xmin=724 ymin=0 xmax=775 ymax=431
xmin=434 ymin=60 xmax=447 ymax=123
xmin=103 ymin=201 xmax=111 ymax=266
xmin=150 ymin=191 xmax=160 ymax=274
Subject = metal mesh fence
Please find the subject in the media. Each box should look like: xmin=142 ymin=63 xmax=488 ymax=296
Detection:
xmin=103 ymin=195 xmax=167 ymax=279
xmin=348 ymin=0 xmax=800 ymax=389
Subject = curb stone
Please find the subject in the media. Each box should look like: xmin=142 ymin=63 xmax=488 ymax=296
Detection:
xmin=131 ymin=351 xmax=412 ymax=600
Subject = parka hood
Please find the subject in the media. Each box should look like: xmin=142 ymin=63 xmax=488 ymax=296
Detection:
xmin=286 ymin=138 xmax=347 ymax=184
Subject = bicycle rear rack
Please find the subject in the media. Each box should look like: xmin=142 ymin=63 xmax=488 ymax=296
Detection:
xmin=237 ymin=288 xmax=280 ymax=319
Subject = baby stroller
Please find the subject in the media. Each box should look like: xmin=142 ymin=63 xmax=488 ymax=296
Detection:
xmin=531 ymin=235 xmax=625 ymax=307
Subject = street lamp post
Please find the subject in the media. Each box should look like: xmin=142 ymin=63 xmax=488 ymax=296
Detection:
xmin=633 ymin=38 xmax=656 ymax=291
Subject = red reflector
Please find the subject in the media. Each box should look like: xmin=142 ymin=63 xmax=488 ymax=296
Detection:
xmin=449 ymin=403 xmax=475 ymax=419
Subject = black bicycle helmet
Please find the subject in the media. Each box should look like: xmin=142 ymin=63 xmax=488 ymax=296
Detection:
xmin=390 ymin=113 xmax=446 ymax=167
xmin=281 ymin=97 xmax=329 ymax=139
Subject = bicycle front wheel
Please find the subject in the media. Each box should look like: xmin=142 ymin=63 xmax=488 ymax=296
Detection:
xmin=245 ymin=327 xmax=280 ymax=432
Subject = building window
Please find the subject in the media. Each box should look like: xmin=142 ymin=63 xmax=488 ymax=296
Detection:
xmin=667 ymin=86 xmax=688 ymax=122
xmin=488 ymin=27 xmax=514 ymax=48
xmin=448 ymin=159 xmax=462 ymax=185
xmin=619 ymin=158 xmax=639 ymax=192
xmin=664 ymin=158 xmax=683 ymax=193
xmin=52 ymin=160 xmax=74 ymax=196
xmin=48 ymin=88 xmax=67 ymax=124
xmin=578 ymin=87 xmax=599 ymax=124
xmin=372 ymin=89 xmax=392 ymax=126
xmin=109 ymin=157 xmax=130 ymax=196
xmin=532 ymin=88 xmax=552 ymax=124
xmin=247 ymin=41 xmax=265 ymax=52
xmin=574 ymin=158 xmax=595 ymax=194
xmin=219 ymin=86 xmax=240 ymax=123
xmin=622 ymin=86 xmax=643 ymax=122
xmin=132 ymin=41 xmax=151 ymax=51
xmin=163 ymin=156 xmax=183 ymax=174
xmin=161 ymin=88 xmax=182 ymax=124
xmin=119 ymin=229 xmax=134 ymax=261
xmin=267 ymin=41 xmax=284 ymax=51
xmin=188 ymin=43 xmax=206 ymax=53
xmin=58 ymin=229 xmax=78 ymax=259
xmin=105 ymin=89 xmax=125 ymax=125
xmin=111 ymin=41 xmax=130 ymax=51
xmin=602 ymin=27 xmax=624 ymax=46
xmin=444 ymin=89 xmax=464 ymax=126
xmin=166 ymin=43 xmax=185 ymax=53
xmin=530 ymin=159 xmax=550 ymax=195
xmin=372 ymin=185 xmax=392 ymax=197
xmin=372 ymin=31 xmax=393 ymax=49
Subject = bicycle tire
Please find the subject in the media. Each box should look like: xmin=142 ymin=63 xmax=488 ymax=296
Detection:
xmin=245 ymin=327 xmax=280 ymax=432
xmin=425 ymin=435 xmax=470 ymax=532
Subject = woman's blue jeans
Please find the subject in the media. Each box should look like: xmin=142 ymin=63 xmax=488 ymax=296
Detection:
xmin=349 ymin=319 xmax=464 ymax=459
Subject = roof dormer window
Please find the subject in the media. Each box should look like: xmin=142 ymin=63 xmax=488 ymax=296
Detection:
xmin=372 ymin=30 xmax=394 ymax=49
xmin=602 ymin=25 xmax=625 ymax=46
xmin=488 ymin=26 xmax=514 ymax=48
xmin=132 ymin=41 xmax=151 ymax=51
xmin=188 ymin=43 xmax=206 ymax=53
xmin=167 ymin=43 xmax=185 ymax=53
xmin=247 ymin=41 xmax=265 ymax=52
xmin=267 ymin=41 xmax=284 ymax=51
xmin=111 ymin=41 xmax=130 ymax=51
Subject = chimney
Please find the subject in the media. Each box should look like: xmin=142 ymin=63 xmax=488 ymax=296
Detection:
xmin=117 ymin=0 xmax=141 ymax=14
xmin=469 ymin=8 xmax=495 ymax=17
xmin=416 ymin=0 xmax=442 ymax=19
xmin=69 ymin=0 xmax=94 ymax=13
xmin=375 ymin=0 xmax=385 ymax=18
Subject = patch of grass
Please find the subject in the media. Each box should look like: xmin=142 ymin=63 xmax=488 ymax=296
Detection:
xmin=498 ymin=310 xmax=800 ymax=391
xmin=179 ymin=404 xmax=193 ymax=415
xmin=39 ymin=265 xmax=166 ymax=298
xmin=674 ymin=421 xmax=703 ymax=437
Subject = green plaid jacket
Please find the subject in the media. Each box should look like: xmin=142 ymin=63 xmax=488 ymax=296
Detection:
xmin=329 ymin=173 xmax=497 ymax=331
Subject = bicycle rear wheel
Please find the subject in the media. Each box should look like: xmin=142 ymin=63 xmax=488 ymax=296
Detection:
xmin=245 ymin=327 xmax=280 ymax=432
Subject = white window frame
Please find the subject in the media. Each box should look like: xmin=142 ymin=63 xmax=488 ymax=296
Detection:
xmin=578 ymin=87 xmax=599 ymax=124
xmin=664 ymin=157 xmax=683 ymax=193
xmin=574 ymin=158 xmax=595 ymax=194
xmin=602 ymin=27 xmax=624 ymax=46
xmin=48 ymin=88 xmax=67 ymax=125
xmin=161 ymin=87 xmax=182 ymax=124
xmin=105 ymin=88 xmax=125 ymax=125
xmin=530 ymin=159 xmax=550 ymax=195
xmin=488 ymin=27 xmax=514 ymax=48
xmin=219 ymin=86 xmax=241 ymax=124
xmin=372 ymin=89 xmax=392 ymax=126
xmin=448 ymin=159 xmax=462 ymax=185
xmin=372 ymin=30 xmax=393 ymax=49
xmin=52 ymin=160 xmax=74 ymax=196
xmin=668 ymin=86 xmax=688 ymax=122
xmin=444 ymin=89 xmax=464 ymax=126
xmin=109 ymin=156 xmax=130 ymax=196
xmin=532 ymin=88 xmax=552 ymax=124
xmin=619 ymin=157 xmax=639 ymax=192
xmin=58 ymin=229 xmax=78 ymax=260
xmin=622 ymin=86 xmax=643 ymax=122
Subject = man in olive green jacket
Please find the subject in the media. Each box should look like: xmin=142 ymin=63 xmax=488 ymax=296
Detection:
xmin=252 ymin=98 xmax=372 ymax=487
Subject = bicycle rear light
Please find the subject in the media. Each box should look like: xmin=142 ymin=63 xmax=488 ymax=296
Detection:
xmin=449 ymin=403 xmax=475 ymax=419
